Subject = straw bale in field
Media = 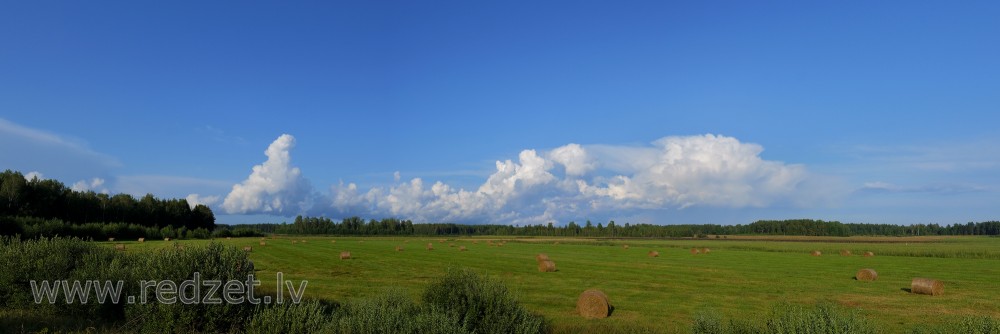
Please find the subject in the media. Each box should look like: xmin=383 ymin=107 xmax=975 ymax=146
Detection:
xmin=856 ymin=268 xmax=877 ymax=281
xmin=538 ymin=260 xmax=556 ymax=272
xmin=576 ymin=289 xmax=611 ymax=318
xmin=911 ymin=278 xmax=944 ymax=296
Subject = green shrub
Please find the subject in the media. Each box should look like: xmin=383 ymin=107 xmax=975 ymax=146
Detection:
xmin=124 ymin=242 xmax=257 ymax=333
xmin=692 ymin=303 xmax=881 ymax=334
xmin=331 ymin=289 xmax=466 ymax=334
xmin=422 ymin=268 xmax=546 ymax=334
xmin=910 ymin=316 xmax=1000 ymax=334
xmin=247 ymin=300 xmax=336 ymax=334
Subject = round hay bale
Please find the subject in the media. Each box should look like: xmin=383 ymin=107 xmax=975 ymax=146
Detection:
xmin=243 ymin=246 xmax=253 ymax=252
xmin=690 ymin=248 xmax=700 ymax=255
xmin=108 ymin=237 xmax=115 ymax=242
xmin=164 ymin=237 xmax=171 ymax=242
xmin=648 ymin=250 xmax=659 ymax=257
xmin=395 ymin=246 xmax=403 ymax=252
xmin=840 ymin=250 xmax=852 ymax=256
xmin=340 ymin=251 xmax=351 ymax=260
xmin=702 ymin=248 xmax=711 ymax=254
xmin=114 ymin=243 xmax=125 ymax=251
xmin=226 ymin=237 xmax=231 ymax=240
xmin=623 ymin=244 xmax=630 ymax=250
xmin=536 ymin=253 xmax=550 ymax=262
xmin=856 ymin=268 xmax=877 ymax=281
xmin=810 ymin=250 xmax=822 ymax=256
xmin=449 ymin=243 xmax=455 ymax=247
xmin=911 ymin=278 xmax=944 ymax=296
xmin=259 ymin=241 xmax=266 ymax=246
xmin=292 ymin=240 xmax=298 ymax=244
xmin=472 ymin=240 xmax=478 ymax=244
xmin=301 ymin=240 xmax=307 ymax=243
xmin=459 ymin=246 xmax=467 ymax=251
xmin=331 ymin=240 xmax=336 ymax=243
xmin=863 ymin=251 xmax=874 ymax=257
xmin=138 ymin=238 xmax=145 ymax=243
xmin=576 ymin=289 xmax=611 ymax=319
xmin=538 ymin=260 xmax=556 ymax=272
xmin=426 ymin=243 xmax=434 ymax=250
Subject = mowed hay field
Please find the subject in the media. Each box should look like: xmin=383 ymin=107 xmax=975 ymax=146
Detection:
xmin=119 ymin=236 xmax=1000 ymax=333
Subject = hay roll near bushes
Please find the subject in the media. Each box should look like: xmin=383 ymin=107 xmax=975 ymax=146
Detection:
xmin=242 ymin=246 xmax=252 ymax=252
xmin=648 ymin=250 xmax=659 ymax=257
xmin=576 ymin=289 xmax=611 ymax=319
xmin=856 ymin=268 xmax=877 ymax=281
xmin=538 ymin=260 xmax=556 ymax=272
xmin=536 ymin=253 xmax=550 ymax=262
xmin=108 ymin=237 xmax=115 ymax=242
xmin=911 ymin=278 xmax=944 ymax=296
xmin=164 ymin=237 xmax=171 ymax=241
xmin=810 ymin=250 xmax=822 ymax=256
xmin=114 ymin=243 xmax=125 ymax=251
xmin=690 ymin=248 xmax=700 ymax=255
xmin=864 ymin=251 xmax=874 ymax=257
xmin=840 ymin=250 xmax=852 ymax=256
xmin=340 ymin=251 xmax=351 ymax=260
xmin=138 ymin=238 xmax=145 ymax=243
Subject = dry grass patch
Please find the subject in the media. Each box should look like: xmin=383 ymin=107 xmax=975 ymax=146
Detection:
xmin=259 ymin=241 xmax=266 ymax=246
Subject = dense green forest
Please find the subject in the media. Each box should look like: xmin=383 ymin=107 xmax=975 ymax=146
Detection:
xmin=0 ymin=169 xmax=217 ymax=239
xmin=253 ymin=215 xmax=1000 ymax=238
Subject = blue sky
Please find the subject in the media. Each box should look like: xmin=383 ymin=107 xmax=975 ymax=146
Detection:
xmin=2 ymin=1 xmax=998 ymax=225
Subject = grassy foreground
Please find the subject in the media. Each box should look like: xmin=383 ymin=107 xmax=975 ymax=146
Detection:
xmin=120 ymin=236 xmax=1000 ymax=333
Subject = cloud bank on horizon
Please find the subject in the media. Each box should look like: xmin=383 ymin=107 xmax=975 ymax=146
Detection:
xmin=201 ymin=133 xmax=824 ymax=224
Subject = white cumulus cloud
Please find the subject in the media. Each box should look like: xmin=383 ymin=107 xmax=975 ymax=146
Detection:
xmin=214 ymin=133 xmax=823 ymax=224
xmin=323 ymin=134 xmax=815 ymax=224
xmin=186 ymin=194 xmax=221 ymax=209
xmin=221 ymin=134 xmax=312 ymax=215
xmin=71 ymin=177 xmax=108 ymax=193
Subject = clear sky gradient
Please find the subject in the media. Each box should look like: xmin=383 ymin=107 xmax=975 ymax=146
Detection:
xmin=2 ymin=1 xmax=998 ymax=225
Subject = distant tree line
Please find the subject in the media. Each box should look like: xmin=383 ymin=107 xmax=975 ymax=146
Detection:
xmin=257 ymin=216 xmax=1000 ymax=237
xmin=1 ymin=169 xmax=217 ymax=239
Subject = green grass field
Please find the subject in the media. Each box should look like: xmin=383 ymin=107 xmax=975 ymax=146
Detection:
xmin=118 ymin=236 xmax=1000 ymax=333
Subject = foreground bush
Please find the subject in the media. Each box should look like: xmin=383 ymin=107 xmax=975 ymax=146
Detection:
xmin=423 ymin=268 xmax=547 ymax=334
xmin=693 ymin=303 xmax=883 ymax=334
